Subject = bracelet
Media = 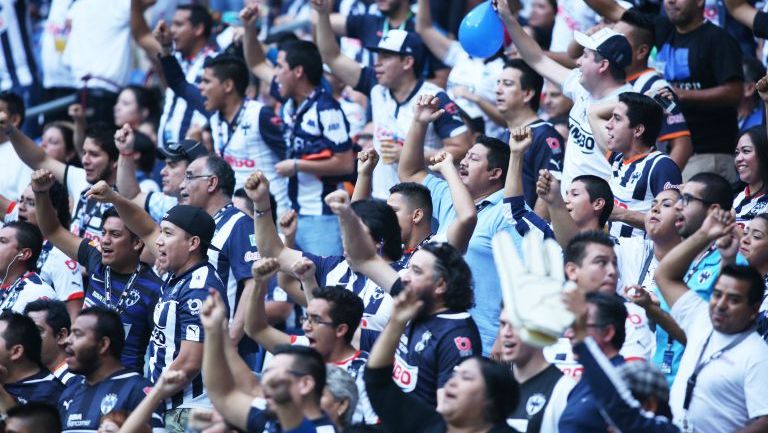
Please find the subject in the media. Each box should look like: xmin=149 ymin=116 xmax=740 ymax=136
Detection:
xmin=254 ymin=207 xmax=272 ymax=218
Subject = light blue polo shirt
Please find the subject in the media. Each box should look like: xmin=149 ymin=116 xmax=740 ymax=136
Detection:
xmin=652 ymin=246 xmax=748 ymax=383
xmin=423 ymin=174 xmax=523 ymax=355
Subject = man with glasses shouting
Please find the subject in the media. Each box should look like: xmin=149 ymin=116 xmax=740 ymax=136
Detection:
xmin=244 ymin=257 xmax=379 ymax=426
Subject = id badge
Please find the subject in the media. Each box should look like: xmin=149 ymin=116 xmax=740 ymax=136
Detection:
xmin=660 ymin=349 xmax=674 ymax=374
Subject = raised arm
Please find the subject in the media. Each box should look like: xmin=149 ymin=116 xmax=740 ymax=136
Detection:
xmin=325 ymin=190 xmax=401 ymax=290
xmin=244 ymin=172 xmax=303 ymax=271
xmin=655 ymin=209 xmax=735 ymax=308
xmin=428 ymin=152 xmax=477 ymax=253
xmin=85 ymin=181 xmax=161 ymax=258
xmin=68 ymin=104 xmax=87 ymax=158
xmin=202 ymin=289 xmax=257 ymax=432
xmin=368 ymin=288 xmax=422 ymax=368
xmin=31 ymin=170 xmax=82 ymax=260
xmin=114 ymin=124 xmax=146 ymax=202
xmin=623 ymin=285 xmax=687 ymax=345
xmin=244 ymin=258 xmax=292 ymax=352
xmin=494 ymin=0 xmax=571 ymax=87
xmin=536 ymin=170 xmax=579 ymax=247
xmin=398 ymin=94 xmax=444 ymax=183
xmin=118 ymin=369 xmax=184 ymax=433
xmin=312 ymin=0 xmax=362 ymax=88
xmin=351 ymin=150 xmax=379 ymax=202
xmin=415 ymin=0 xmax=453 ymax=62
xmin=240 ymin=5 xmax=276 ymax=84
xmin=130 ymin=0 xmax=163 ymax=59
xmin=724 ymin=0 xmax=758 ymax=31
xmin=586 ymin=99 xmax=614 ymax=156
xmin=675 ymin=82 xmax=742 ymax=108
xmin=0 ymin=113 xmax=66 ymax=181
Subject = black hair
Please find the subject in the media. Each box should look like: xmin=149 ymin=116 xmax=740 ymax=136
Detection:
xmin=0 ymin=91 xmax=25 ymax=126
xmin=688 ymin=172 xmax=734 ymax=210
xmin=43 ymin=121 xmax=75 ymax=156
xmin=205 ymin=155 xmax=236 ymax=198
xmin=389 ymin=182 xmax=433 ymax=216
xmin=586 ymin=292 xmax=627 ymax=351
xmin=100 ymin=207 xmax=139 ymax=241
xmin=720 ymin=264 xmax=766 ymax=306
xmin=203 ymin=54 xmax=249 ymax=97
xmin=311 ymin=287 xmax=364 ymax=343
xmin=281 ymin=40 xmax=324 ymax=86
xmin=503 ymin=58 xmax=544 ymax=111
xmin=132 ymin=131 xmax=157 ymax=174
xmin=473 ymin=357 xmax=518 ymax=423
xmin=0 ymin=310 xmax=42 ymax=365
xmin=47 ymin=180 xmax=72 ymax=228
xmin=572 ymin=175 xmax=614 ymax=228
xmin=740 ymin=126 xmax=768 ymax=195
xmin=77 ymin=307 xmax=125 ymax=360
xmin=421 ymin=242 xmax=474 ymax=311
xmin=23 ymin=299 xmax=71 ymax=335
xmin=743 ymin=56 xmax=767 ymax=84
xmin=476 ymin=134 xmax=511 ymax=184
xmin=593 ymin=50 xmax=626 ymax=82
xmin=176 ymin=4 xmax=214 ymax=39
xmin=6 ymin=402 xmax=61 ymax=433
xmin=618 ymin=92 xmax=663 ymax=147
xmin=4 ymin=221 xmax=43 ymax=271
xmin=564 ymin=230 xmax=615 ymax=267
xmin=351 ymin=199 xmax=403 ymax=261
xmin=625 ymin=24 xmax=654 ymax=61
xmin=85 ymin=122 xmax=119 ymax=162
xmin=272 ymin=345 xmax=326 ymax=401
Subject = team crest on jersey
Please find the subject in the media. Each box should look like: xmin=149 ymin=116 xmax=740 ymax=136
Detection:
xmin=187 ymin=299 xmax=202 ymax=315
xmin=100 ymin=393 xmax=118 ymax=415
xmin=414 ymin=331 xmax=432 ymax=353
xmin=126 ymin=290 xmax=140 ymax=307
xmin=453 ymin=337 xmax=473 ymax=356
xmin=526 ymin=393 xmax=547 ymax=416
xmin=698 ymin=270 xmax=712 ymax=285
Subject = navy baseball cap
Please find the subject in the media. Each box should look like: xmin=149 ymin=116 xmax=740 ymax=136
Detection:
xmin=574 ymin=28 xmax=632 ymax=70
xmin=367 ymin=29 xmax=425 ymax=64
xmin=162 ymin=205 xmax=216 ymax=248
xmin=157 ymin=139 xmax=209 ymax=163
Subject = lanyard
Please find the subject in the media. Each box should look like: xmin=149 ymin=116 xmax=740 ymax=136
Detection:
xmin=0 ymin=273 xmax=30 ymax=309
xmin=217 ymin=100 xmax=249 ymax=158
xmin=636 ymin=247 xmax=655 ymax=286
xmin=382 ymin=11 xmax=412 ymax=35
xmin=103 ymin=264 xmax=143 ymax=315
xmin=683 ymin=328 xmax=753 ymax=412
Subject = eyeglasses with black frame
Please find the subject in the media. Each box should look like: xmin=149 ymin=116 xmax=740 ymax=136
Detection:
xmin=678 ymin=193 xmax=713 ymax=207
xmin=299 ymin=314 xmax=335 ymax=327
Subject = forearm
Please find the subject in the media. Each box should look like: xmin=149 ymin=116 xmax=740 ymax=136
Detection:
xmin=415 ymin=0 xmax=451 ymax=60
xmin=656 ymin=231 xmax=713 ymax=307
xmin=118 ymin=388 xmax=164 ymax=433
xmin=278 ymin=273 xmax=308 ymax=307
xmin=7 ymin=126 xmax=51 ymax=171
xmin=610 ymin=208 xmax=646 ymax=230
xmin=316 ymin=10 xmax=360 ymax=86
xmin=167 ymin=345 xmax=202 ymax=380
xmin=297 ymin=152 xmax=354 ymax=176
xmin=117 ymin=155 xmax=142 ymax=199
xmin=667 ymin=136 xmax=692 ymax=170
xmin=368 ymin=319 xmax=408 ymax=368
xmin=441 ymin=133 xmax=471 ymax=162
xmin=244 ymin=281 xmax=270 ymax=339
xmin=473 ymin=96 xmax=506 ymax=127
xmin=129 ymin=0 xmax=162 ymax=58
xmin=222 ymin=322 xmax=261 ymax=395
xmin=243 ymin=25 xmax=274 ymax=83
xmin=443 ymin=168 xmax=476 ymax=253
xmin=352 ymin=174 xmax=372 ymax=202
xmin=253 ymin=209 xmax=288 ymax=261
xmin=549 ymin=203 xmax=580 ymax=248
xmin=73 ymin=119 xmax=86 ymax=158
xmin=645 ymin=304 xmax=687 ymax=345
xmin=505 ymin=153 xmax=525 ymax=198
xmin=339 ymin=209 xmax=378 ymax=264
xmin=229 ymin=279 xmax=255 ymax=344
xmin=398 ymin=121 xmax=429 ymax=182
xmin=676 ymin=84 xmax=741 ymax=107
xmin=727 ymin=1 xmax=758 ymax=29
xmin=587 ymin=110 xmax=611 ymax=155
xmin=111 ymin=194 xmax=159 ymax=250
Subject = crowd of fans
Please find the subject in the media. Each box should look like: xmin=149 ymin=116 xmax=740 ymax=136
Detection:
xmin=0 ymin=0 xmax=767 ymax=431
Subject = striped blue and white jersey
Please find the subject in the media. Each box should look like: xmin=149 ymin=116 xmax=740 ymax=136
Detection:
xmin=733 ymin=186 xmax=768 ymax=227
xmin=148 ymin=261 xmax=227 ymax=410
xmin=629 ymin=70 xmax=691 ymax=144
xmin=0 ymin=0 xmax=36 ymax=90
xmin=211 ymin=99 xmax=290 ymax=217
xmin=502 ymin=195 xmax=556 ymax=241
xmin=78 ymin=240 xmax=162 ymax=371
xmin=158 ymin=46 xmax=216 ymax=149
xmin=144 ymin=191 xmax=178 ymax=223
xmin=608 ymin=150 xmax=682 ymax=239
xmin=59 ymin=369 xmax=164 ymax=433
xmin=273 ymin=80 xmax=353 ymax=216
xmin=0 ymin=271 xmax=57 ymax=313
xmin=5 ymin=369 xmax=64 ymax=407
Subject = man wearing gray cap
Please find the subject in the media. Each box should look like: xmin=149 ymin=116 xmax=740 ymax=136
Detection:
xmin=113 ymin=124 xmax=210 ymax=223
xmin=86 ymin=180 xmax=227 ymax=433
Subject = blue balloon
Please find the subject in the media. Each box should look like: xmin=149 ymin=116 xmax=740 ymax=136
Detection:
xmin=459 ymin=1 xmax=504 ymax=58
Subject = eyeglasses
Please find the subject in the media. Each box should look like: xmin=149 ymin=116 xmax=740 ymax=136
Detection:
xmin=299 ymin=314 xmax=335 ymax=327
xmin=678 ymin=193 xmax=712 ymax=207
xmin=184 ymin=173 xmax=213 ymax=181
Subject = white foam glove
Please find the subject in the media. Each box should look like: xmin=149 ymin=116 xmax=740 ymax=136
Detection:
xmin=493 ymin=231 xmax=575 ymax=347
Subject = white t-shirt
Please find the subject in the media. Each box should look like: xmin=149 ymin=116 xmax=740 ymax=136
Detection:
xmin=549 ymin=0 xmax=599 ymax=52
xmin=39 ymin=243 xmax=84 ymax=303
xmin=40 ymin=0 xmax=76 ymax=89
xmin=560 ymin=70 xmax=631 ymax=196
xmin=0 ymin=140 xmax=32 ymax=200
xmin=443 ymin=41 xmax=506 ymax=138
xmin=669 ymin=291 xmax=768 ymax=433
xmin=615 ymin=237 xmax=658 ymax=292
xmin=63 ymin=0 xmax=132 ymax=90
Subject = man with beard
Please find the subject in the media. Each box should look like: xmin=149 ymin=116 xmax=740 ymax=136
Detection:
xmin=33 ymin=169 xmax=161 ymax=372
xmin=0 ymin=114 xmax=118 ymax=244
xmin=58 ymin=307 xmax=164 ymax=432
xmin=326 ymin=190 xmax=481 ymax=408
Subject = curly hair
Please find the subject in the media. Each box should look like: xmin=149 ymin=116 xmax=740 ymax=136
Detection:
xmin=421 ymin=242 xmax=474 ymax=311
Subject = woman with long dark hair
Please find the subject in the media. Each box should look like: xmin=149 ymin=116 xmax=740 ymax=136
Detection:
xmin=733 ymin=126 xmax=768 ymax=225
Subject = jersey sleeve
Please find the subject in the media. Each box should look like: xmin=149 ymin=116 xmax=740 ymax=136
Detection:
xmin=247 ymin=398 xmax=269 ymax=433
xmin=159 ymin=55 xmax=211 ymax=116
xmin=353 ymin=66 xmax=378 ymax=97
xmin=503 ymin=196 xmax=556 ymax=240
xmin=46 ymin=248 xmax=84 ymax=302
xmin=76 ymin=239 xmax=103 ymax=274
xmin=432 ymin=91 xmax=468 ymax=139
xmin=302 ymin=251 xmax=345 ymax=288
xmin=258 ymin=105 xmax=287 ymax=159
xmin=648 ymin=157 xmax=682 ymax=196
xmin=537 ymin=126 xmax=565 ymax=174
xmin=178 ymin=288 xmax=208 ymax=343
xmin=225 ymin=217 xmax=259 ymax=283
xmin=312 ymin=101 xmax=353 ymax=153
xmin=435 ymin=327 xmax=480 ymax=388
xmin=144 ymin=192 xmax=178 ymax=223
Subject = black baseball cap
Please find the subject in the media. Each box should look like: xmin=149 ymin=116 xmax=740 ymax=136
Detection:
xmin=157 ymin=139 xmax=209 ymax=163
xmin=162 ymin=205 xmax=215 ymax=248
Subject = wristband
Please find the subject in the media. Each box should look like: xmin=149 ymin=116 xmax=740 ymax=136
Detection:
xmin=254 ymin=207 xmax=271 ymax=218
